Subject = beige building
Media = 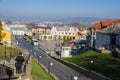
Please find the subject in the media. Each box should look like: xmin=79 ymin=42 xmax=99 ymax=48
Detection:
xmin=32 ymin=27 xmax=51 ymax=39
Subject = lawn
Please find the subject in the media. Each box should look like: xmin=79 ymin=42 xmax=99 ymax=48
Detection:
xmin=0 ymin=45 xmax=20 ymax=60
xmin=31 ymin=59 xmax=54 ymax=80
xmin=63 ymin=50 xmax=120 ymax=80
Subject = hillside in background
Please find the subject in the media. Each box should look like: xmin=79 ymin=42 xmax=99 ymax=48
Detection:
xmin=56 ymin=17 xmax=107 ymax=26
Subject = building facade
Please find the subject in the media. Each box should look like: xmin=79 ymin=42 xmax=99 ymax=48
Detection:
xmin=50 ymin=26 xmax=79 ymax=40
xmin=95 ymin=24 xmax=120 ymax=50
xmin=61 ymin=46 xmax=71 ymax=57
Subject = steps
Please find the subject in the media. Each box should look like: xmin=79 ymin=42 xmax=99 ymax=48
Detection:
xmin=0 ymin=55 xmax=31 ymax=80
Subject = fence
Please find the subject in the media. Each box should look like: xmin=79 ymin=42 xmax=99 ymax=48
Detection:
xmin=0 ymin=63 xmax=15 ymax=80
xmin=51 ymin=57 xmax=112 ymax=80
xmin=23 ymin=54 xmax=31 ymax=74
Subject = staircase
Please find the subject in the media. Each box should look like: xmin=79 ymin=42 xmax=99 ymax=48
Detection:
xmin=0 ymin=54 xmax=31 ymax=80
xmin=0 ymin=63 xmax=18 ymax=80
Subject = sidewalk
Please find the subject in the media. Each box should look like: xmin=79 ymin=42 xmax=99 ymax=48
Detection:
xmin=0 ymin=53 xmax=31 ymax=80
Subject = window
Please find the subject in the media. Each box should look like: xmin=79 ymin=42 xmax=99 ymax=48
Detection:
xmin=66 ymin=48 xmax=68 ymax=50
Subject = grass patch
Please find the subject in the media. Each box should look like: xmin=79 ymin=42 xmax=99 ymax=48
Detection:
xmin=63 ymin=50 xmax=120 ymax=80
xmin=31 ymin=59 xmax=54 ymax=80
xmin=0 ymin=45 xmax=20 ymax=60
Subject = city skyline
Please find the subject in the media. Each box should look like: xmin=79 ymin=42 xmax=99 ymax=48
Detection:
xmin=0 ymin=0 xmax=120 ymax=22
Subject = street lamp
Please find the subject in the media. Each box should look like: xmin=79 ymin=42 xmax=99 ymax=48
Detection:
xmin=73 ymin=76 xmax=78 ymax=80
xmin=90 ymin=60 xmax=94 ymax=70
xmin=71 ymin=74 xmax=78 ymax=80
xmin=48 ymin=62 xmax=53 ymax=74
xmin=90 ymin=60 xmax=94 ymax=64
xmin=4 ymin=42 xmax=7 ymax=60
xmin=39 ymin=56 xmax=42 ymax=59
xmin=30 ymin=50 xmax=32 ymax=54
xmin=38 ymin=55 xmax=42 ymax=64
xmin=33 ymin=52 xmax=36 ymax=58
xmin=70 ymin=49 xmax=73 ymax=63
xmin=10 ymin=42 xmax=12 ymax=60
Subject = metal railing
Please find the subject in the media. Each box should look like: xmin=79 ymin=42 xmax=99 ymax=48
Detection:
xmin=0 ymin=63 xmax=15 ymax=79
xmin=23 ymin=54 xmax=31 ymax=74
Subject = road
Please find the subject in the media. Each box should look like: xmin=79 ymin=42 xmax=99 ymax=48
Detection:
xmin=16 ymin=37 xmax=91 ymax=80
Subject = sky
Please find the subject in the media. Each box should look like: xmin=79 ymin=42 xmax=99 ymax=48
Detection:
xmin=0 ymin=0 xmax=120 ymax=22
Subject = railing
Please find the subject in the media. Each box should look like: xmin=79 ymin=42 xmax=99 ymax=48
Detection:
xmin=0 ymin=63 xmax=15 ymax=80
xmin=23 ymin=54 xmax=31 ymax=74
xmin=51 ymin=57 xmax=112 ymax=80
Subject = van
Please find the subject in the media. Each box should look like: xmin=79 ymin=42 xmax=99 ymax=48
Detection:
xmin=31 ymin=39 xmax=39 ymax=46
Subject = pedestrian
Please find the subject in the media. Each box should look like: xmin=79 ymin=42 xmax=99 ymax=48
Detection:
xmin=15 ymin=52 xmax=25 ymax=74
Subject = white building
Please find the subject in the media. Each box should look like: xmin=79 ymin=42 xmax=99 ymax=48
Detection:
xmin=50 ymin=26 xmax=79 ymax=40
xmin=95 ymin=31 xmax=110 ymax=50
xmin=61 ymin=46 xmax=71 ymax=57
xmin=3 ymin=24 xmax=32 ymax=36
xmin=95 ymin=24 xmax=120 ymax=50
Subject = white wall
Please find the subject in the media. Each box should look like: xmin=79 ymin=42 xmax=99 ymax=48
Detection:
xmin=95 ymin=32 xmax=110 ymax=49
xmin=61 ymin=46 xmax=71 ymax=57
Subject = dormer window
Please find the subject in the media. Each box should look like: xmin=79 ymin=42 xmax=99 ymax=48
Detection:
xmin=70 ymin=28 xmax=73 ymax=31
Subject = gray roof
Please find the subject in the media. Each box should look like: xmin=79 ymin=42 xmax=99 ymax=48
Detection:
xmin=97 ymin=24 xmax=120 ymax=34
xmin=56 ymin=26 xmax=78 ymax=31
xmin=11 ymin=27 xmax=27 ymax=31
xmin=112 ymin=24 xmax=120 ymax=34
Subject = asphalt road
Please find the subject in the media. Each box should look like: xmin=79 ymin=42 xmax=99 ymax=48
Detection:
xmin=16 ymin=37 xmax=91 ymax=80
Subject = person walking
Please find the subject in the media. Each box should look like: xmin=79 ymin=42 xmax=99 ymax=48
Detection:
xmin=15 ymin=52 xmax=25 ymax=74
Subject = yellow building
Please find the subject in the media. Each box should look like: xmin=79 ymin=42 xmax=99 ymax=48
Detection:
xmin=1 ymin=29 xmax=11 ymax=46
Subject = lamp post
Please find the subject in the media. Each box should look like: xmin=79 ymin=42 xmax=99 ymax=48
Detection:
xmin=30 ymin=50 xmax=32 ymax=54
xmin=10 ymin=42 xmax=12 ymax=60
xmin=90 ymin=60 xmax=94 ymax=70
xmin=33 ymin=52 xmax=36 ymax=59
xmin=71 ymin=74 xmax=78 ymax=80
xmin=4 ymin=42 xmax=7 ymax=60
xmin=15 ymin=46 xmax=18 ymax=56
xmin=73 ymin=76 xmax=78 ymax=80
xmin=38 ymin=31 xmax=39 ymax=40
xmin=48 ymin=62 xmax=53 ymax=74
xmin=70 ymin=49 xmax=73 ymax=63
xmin=39 ymin=55 xmax=41 ymax=58
xmin=38 ymin=55 xmax=42 ymax=64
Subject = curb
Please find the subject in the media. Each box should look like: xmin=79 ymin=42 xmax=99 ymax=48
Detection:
xmin=33 ymin=58 xmax=59 ymax=80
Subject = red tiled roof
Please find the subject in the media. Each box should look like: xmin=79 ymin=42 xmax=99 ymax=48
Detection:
xmin=92 ymin=19 xmax=120 ymax=30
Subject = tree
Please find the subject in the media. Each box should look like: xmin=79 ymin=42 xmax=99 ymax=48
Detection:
xmin=0 ymin=21 xmax=6 ymax=42
xmin=0 ymin=20 xmax=3 ymax=42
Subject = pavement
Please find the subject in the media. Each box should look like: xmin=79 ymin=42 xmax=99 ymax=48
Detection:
xmin=0 ymin=49 xmax=31 ymax=80
xmin=16 ymin=37 xmax=91 ymax=80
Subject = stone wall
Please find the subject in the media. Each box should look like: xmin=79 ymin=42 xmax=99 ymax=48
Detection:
xmin=51 ymin=57 xmax=112 ymax=80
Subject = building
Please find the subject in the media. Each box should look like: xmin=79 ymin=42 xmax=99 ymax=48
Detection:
xmin=92 ymin=19 xmax=120 ymax=30
xmin=3 ymin=24 xmax=32 ymax=36
xmin=61 ymin=46 xmax=71 ymax=57
xmin=95 ymin=24 xmax=120 ymax=50
xmin=75 ymin=29 xmax=88 ymax=41
xmin=50 ymin=26 xmax=79 ymax=40
xmin=32 ymin=27 xmax=51 ymax=39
